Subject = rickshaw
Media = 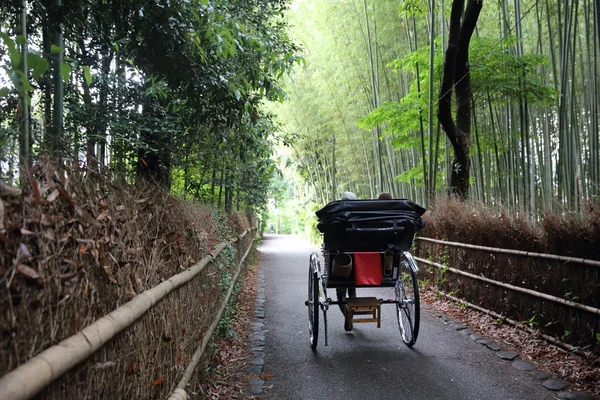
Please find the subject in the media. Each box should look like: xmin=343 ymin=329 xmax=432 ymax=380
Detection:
xmin=306 ymin=199 xmax=426 ymax=350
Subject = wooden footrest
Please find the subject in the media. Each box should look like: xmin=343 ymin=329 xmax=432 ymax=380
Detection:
xmin=345 ymin=297 xmax=381 ymax=330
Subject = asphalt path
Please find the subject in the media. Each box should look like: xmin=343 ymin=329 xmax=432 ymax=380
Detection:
xmin=258 ymin=234 xmax=555 ymax=400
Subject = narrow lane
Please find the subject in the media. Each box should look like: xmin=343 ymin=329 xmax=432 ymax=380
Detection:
xmin=258 ymin=234 xmax=554 ymax=400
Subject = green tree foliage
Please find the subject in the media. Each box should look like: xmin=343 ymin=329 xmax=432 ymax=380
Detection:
xmin=272 ymin=0 xmax=593 ymax=217
xmin=0 ymin=0 xmax=299 ymax=211
xmin=359 ymin=36 xmax=556 ymax=185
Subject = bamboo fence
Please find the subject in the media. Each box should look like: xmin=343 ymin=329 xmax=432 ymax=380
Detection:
xmin=415 ymin=236 xmax=600 ymax=352
xmin=415 ymin=257 xmax=600 ymax=316
xmin=0 ymin=229 xmax=253 ymax=400
xmin=416 ymin=237 xmax=600 ymax=268
xmin=167 ymin=234 xmax=254 ymax=400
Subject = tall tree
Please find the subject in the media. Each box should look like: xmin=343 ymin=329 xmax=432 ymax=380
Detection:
xmin=437 ymin=0 xmax=483 ymax=199
xmin=18 ymin=0 xmax=29 ymax=185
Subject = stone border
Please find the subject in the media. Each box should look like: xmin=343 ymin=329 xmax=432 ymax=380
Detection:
xmin=425 ymin=306 xmax=596 ymax=400
xmin=246 ymin=266 xmax=267 ymax=397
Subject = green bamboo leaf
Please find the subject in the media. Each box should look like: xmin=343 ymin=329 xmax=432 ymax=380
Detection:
xmin=61 ymin=62 xmax=71 ymax=82
xmin=32 ymin=58 xmax=49 ymax=79
xmin=50 ymin=44 xmax=63 ymax=53
xmin=12 ymin=70 xmax=34 ymax=92
xmin=26 ymin=52 xmax=40 ymax=66
xmin=9 ymin=47 xmax=21 ymax=68
xmin=82 ymin=65 xmax=92 ymax=86
xmin=0 ymin=33 xmax=12 ymax=46
xmin=15 ymin=35 xmax=26 ymax=46
xmin=0 ymin=87 xmax=9 ymax=97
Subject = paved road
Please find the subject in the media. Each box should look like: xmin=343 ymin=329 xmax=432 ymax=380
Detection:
xmin=258 ymin=234 xmax=555 ymax=400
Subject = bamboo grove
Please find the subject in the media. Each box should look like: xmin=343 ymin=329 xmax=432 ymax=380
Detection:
xmin=0 ymin=0 xmax=299 ymax=211
xmin=273 ymin=0 xmax=600 ymax=215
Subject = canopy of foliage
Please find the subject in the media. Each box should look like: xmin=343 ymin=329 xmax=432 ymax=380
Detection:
xmin=271 ymin=0 xmax=598 ymax=218
xmin=1 ymin=0 xmax=300 ymax=213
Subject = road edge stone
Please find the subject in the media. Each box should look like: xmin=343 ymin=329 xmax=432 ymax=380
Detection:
xmin=428 ymin=310 xmax=593 ymax=398
xmin=246 ymin=264 xmax=266 ymax=397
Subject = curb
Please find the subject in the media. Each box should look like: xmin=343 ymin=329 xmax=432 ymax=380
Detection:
xmin=424 ymin=306 xmax=597 ymax=400
xmin=246 ymin=266 xmax=267 ymax=397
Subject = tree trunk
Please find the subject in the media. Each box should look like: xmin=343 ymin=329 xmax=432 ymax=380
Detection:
xmin=41 ymin=7 xmax=53 ymax=151
xmin=136 ymin=97 xmax=171 ymax=188
xmin=18 ymin=0 xmax=30 ymax=186
xmin=52 ymin=0 xmax=64 ymax=155
xmin=427 ymin=0 xmax=436 ymax=201
xmin=437 ymin=0 xmax=482 ymax=199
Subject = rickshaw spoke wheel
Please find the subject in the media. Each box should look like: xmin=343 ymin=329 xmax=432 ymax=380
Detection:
xmin=308 ymin=256 xmax=320 ymax=349
xmin=395 ymin=259 xmax=420 ymax=347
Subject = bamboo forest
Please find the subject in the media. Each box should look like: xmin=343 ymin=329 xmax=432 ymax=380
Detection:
xmin=271 ymin=0 xmax=600 ymax=219
xmin=2 ymin=0 xmax=600 ymax=398
xmin=1 ymin=0 xmax=599 ymax=217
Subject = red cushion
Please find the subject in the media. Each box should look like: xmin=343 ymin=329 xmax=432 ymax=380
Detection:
xmin=353 ymin=252 xmax=382 ymax=286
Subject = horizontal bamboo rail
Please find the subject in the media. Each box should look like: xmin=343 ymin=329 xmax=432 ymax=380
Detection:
xmin=415 ymin=257 xmax=600 ymax=316
xmin=0 ymin=229 xmax=251 ymax=400
xmin=438 ymin=291 xmax=591 ymax=358
xmin=416 ymin=237 xmax=600 ymax=267
xmin=168 ymin=234 xmax=254 ymax=400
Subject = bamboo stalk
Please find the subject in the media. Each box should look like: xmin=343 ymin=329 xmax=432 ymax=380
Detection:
xmin=416 ymin=237 xmax=600 ymax=267
xmin=167 ymin=236 xmax=254 ymax=400
xmin=415 ymin=257 xmax=600 ymax=315
xmin=0 ymin=230 xmax=252 ymax=400
xmin=438 ymin=292 xmax=591 ymax=358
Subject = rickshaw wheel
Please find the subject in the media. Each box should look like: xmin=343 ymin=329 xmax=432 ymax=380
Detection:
xmin=395 ymin=259 xmax=420 ymax=347
xmin=308 ymin=258 xmax=320 ymax=349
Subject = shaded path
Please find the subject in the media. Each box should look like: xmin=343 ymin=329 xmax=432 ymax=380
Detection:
xmin=257 ymin=234 xmax=555 ymax=400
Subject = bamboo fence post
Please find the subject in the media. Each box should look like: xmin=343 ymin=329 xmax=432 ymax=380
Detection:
xmin=0 ymin=229 xmax=251 ymax=400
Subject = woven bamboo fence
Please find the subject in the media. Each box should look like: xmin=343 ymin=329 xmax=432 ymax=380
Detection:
xmin=0 ymin=228 xmax=256 ymax=400
xmin=415 ymin=237 xmax=600 ymax=352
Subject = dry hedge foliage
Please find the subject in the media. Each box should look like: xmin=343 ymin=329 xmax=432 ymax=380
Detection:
xmin=0 ymin=159 xmax=255 ymax=398
xmin=417 ymin=198 xmax=600 ymax=353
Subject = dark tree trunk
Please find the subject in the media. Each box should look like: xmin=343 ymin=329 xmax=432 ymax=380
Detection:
xmin=438 ymin=0 xmax=483 ymax=199
xmin=209 ymin=161 xmax=217 ymax=206
xmin=52 ymin=0 xmax=64 ymax=155
xmin=217 ymin=166 xmax=225 ymax=210
xmin=97 ymin=48 xmax=114 ymax=165
xmin=41 ymin=3 xmax=53 ymax=145
xmin=137 ymin=139 xmax=171 ymax=188
xmin=77 ymin=37 xmax=93 ymax=163
xmin=136 ymin=97 xmax=171 ymax=188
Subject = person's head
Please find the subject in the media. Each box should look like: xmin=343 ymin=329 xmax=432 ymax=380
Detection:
xmin=341 ymin=191 xmax=358 ymax=200
xmin=377 ymin=192 xmax=392 ymax=200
